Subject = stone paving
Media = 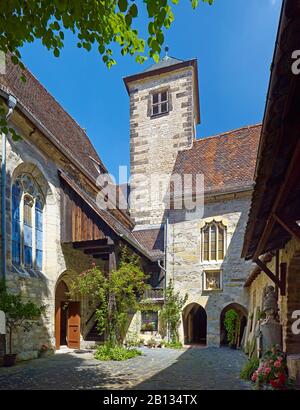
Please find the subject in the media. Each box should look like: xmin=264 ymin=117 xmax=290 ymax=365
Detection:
xmin=0 ymin=346 xmax=252 ymax=390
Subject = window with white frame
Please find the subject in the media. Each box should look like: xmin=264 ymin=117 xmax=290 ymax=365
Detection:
xmin=12 ymin=174 xmax=44 ymax=272
xmin=151 ymin=90 xmax=169 ymax=116
xmin=201 ymin=221 xmax=226 ymax=262
xmin=204 ymin=270 xmax=222 ymax=291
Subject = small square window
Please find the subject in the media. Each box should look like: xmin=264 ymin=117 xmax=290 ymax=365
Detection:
xmin=151 ymin=90 xmax=169 ymax=116
xmin=161 ymin=91 xmax=168 ymax=102
xmin=204 ymin=270 xmax=222 ymax=291
xmin=152 ymin=105 xmax=159 ymax=115
xmin=153 ymin=93 xmax=159 ymax=104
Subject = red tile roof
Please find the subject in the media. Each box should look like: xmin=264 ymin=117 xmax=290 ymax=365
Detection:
xmin=172 ymin=124 xmax=261 ymax=195
xmin=133 ymin=228 xmax=164 ymax=260
xmin=0 ymin=55 xmax=106 ymax=181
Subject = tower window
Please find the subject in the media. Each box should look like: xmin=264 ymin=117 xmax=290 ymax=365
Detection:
xmin=151 ymin=90 xmax=169 ymax=116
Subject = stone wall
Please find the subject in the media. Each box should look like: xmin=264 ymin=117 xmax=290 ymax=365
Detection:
xmin=167 ymin=193 xmax=253 ymax=346
xmin=128 ymin=67 xmax=197 ymax=226
xmin=0 ymin=125 xmax=99 ymax=360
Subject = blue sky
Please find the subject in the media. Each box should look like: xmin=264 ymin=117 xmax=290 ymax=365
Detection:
xmin=21 ymin=0 xmax=282 ymax=180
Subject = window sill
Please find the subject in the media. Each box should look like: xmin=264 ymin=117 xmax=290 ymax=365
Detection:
xmin=12 ymin=263 xmax=44 ymax=279
xmin=140 ymin=330 xmax=158 ymax=334
xmin=202 ymin=289 xmax=223 ymax=294
xmin=150 ymin=111 xmax=169 ymax=120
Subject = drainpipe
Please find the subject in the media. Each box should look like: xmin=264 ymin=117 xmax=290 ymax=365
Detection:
xmin=1 ymin=95 xmax=17 ymax=284
xmin=158 ymin=215 xmax=169 ymax=299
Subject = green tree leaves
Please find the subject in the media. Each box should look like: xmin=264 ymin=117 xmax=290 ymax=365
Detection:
xmin=70 ymin=246 xmax=148 ymax=346
xmin=0 ymin=0 xmax=214 ymax=70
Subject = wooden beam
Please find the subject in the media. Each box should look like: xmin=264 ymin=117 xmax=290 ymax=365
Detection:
xmin=73 ymin=239 xmax=108 ymax=249
xmin=275 ymin=249 xmax=279 ymax=300
xmin=280 ymin=262 xmax=287 ymax=296
xmin=273 ymin=213 xmax=300 ymax=243
xmin=254 ymin=258 xmax=281 ymax=288
xmin=84 ymin=246 xmax=114 ymax=255
xmin=253 ymin=140 xmax=300 ymax=259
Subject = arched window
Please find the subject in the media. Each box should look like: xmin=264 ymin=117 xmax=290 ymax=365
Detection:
xmin=201 ymin=221 xmax=226 ymax=262
xmin=11 ymin=174 xmax=44 ymax=271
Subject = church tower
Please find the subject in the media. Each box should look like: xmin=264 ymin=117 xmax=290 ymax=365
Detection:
xmin=124 ymin=53 xmax=200 ymax=228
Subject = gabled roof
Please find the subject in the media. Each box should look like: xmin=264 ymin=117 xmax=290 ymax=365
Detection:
xmin=0 ymin=55 xmax=106 ymax=182
xmin=172 ymin=124 xmax=261 ymax=196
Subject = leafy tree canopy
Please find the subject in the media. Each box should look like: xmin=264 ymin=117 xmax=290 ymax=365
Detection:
xmin=0 ymin=0 xmax=213 ymax=69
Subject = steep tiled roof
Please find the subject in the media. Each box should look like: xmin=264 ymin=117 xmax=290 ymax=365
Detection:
xmin=133 ymin=228 xmax=165 ymax=260
xmin=0 ymin=55 xmax=105 ymax=181
xmin=172 ymin=124 xmax=262 ymax=195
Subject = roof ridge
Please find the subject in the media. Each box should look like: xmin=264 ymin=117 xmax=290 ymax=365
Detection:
xmin=195 ymin=123 xmax=262 ymax=143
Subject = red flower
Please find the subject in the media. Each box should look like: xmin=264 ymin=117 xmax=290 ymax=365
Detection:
xmin=270 ymin=379 xmax=279 ymax=389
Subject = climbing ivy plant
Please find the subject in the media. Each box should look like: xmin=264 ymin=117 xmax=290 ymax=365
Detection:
xmin=224 ymin=309 xmax=240 ymax=348
xmin=70 ymin=246 xmax=148 ymax=346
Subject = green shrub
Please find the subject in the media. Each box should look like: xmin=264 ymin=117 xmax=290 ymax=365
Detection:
xmin=94 ymin=344 xmax=142 ymax=361
xmin=163 ymin=340 xmax=183 ymax=349
xmin=240 ymin=357 xmax=259 ymax=380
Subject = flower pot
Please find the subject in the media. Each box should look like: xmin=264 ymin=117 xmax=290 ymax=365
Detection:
xmin=3 ymin=354 xmax=17 ymax=367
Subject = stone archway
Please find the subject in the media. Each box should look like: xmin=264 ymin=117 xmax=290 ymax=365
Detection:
xmin=183 ymin=303 xmax=207 ymax=345
xmin=220 ymin=303 xmax=248 ymax=348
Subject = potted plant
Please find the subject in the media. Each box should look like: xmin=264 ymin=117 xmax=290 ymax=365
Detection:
xmin=0 ymin=283 xmax=45 ymax=366
xmin=251 ymin=346 xmax=295 ymax=390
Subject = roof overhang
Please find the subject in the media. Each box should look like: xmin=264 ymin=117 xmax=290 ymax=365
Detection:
xmin=123 ymin=59 xmax=201 ymax=124
xmin=242 ymin=0 xmax=300 ymax=260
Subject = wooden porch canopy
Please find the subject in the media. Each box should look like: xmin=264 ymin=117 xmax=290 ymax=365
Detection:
xmin=242 ymin=0 xmax=300 ymax=263
xmin=59 ymin=171 xmax=155 ymax=262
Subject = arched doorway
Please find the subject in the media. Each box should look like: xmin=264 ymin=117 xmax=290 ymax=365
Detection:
xmin=183 ymin=303 xmax=207 ymax=345
xmin=220 ymin=303 xmax=247 ymax=348
xmin=55 ymin=279 xmax=81 ymax=350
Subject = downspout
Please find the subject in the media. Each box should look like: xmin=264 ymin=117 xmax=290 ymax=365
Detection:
xmin=1 ymin=95 xmax=17 ymax=284
xmin=158 ymin=215 xmax=169 ymax=300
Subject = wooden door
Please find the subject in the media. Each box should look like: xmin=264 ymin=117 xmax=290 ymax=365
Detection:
xmin=67 ymin=302 xmax=81 ymax=349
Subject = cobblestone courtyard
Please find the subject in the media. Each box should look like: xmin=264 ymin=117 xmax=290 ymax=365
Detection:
xmin=0 ymin=347 xmax=252 ymax=390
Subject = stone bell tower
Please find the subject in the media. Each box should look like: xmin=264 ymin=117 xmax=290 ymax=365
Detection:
xmin=124 ymin=52 xmax=200 ymax=228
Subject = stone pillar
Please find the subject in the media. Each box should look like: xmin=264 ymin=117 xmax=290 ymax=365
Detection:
xmin=260 ymin=321 xmax=282 ymax=353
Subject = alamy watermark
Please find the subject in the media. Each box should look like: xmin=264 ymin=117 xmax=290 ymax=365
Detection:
xmin=291 ymin=310 xmax=300 ymax=335
xmin=95 ymin=166 xmax=204 ymax=221
xmin=291 ymin=50 xmax=300 ymax=75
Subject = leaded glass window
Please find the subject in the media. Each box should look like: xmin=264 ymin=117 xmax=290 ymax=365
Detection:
xmin=201 ymin=222 xmax=226 ymax=262
xmin=11 ymin=173 xmax=44 ymax=271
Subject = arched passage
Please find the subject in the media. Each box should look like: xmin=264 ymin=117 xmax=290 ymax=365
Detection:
xmin=220 ymin=303 xmax=248 ymax=348
xmin=55 ymin=278 xmax=81 ymax=350
xmin=183 ymin=303 xmax=207 ymax=345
